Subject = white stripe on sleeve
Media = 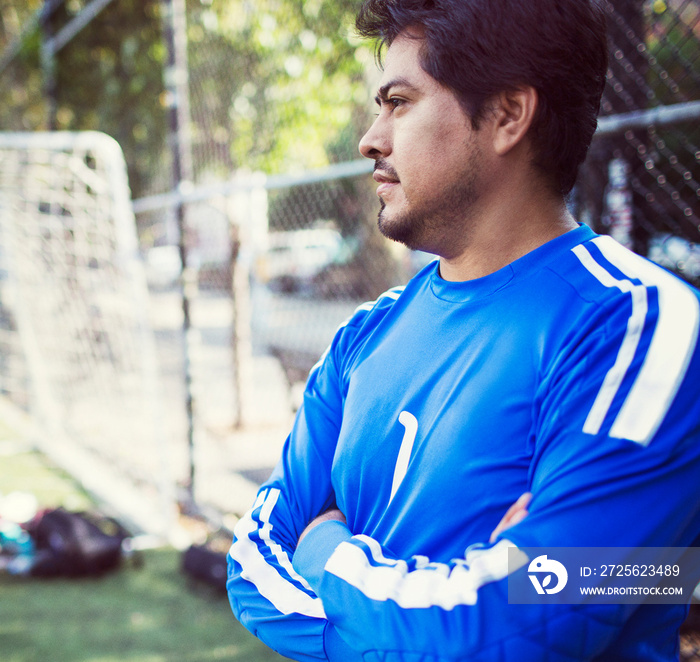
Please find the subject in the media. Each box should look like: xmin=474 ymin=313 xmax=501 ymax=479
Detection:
xmin=593 ymin=237 xmax=699 ymax=444
xmin=324 ymin=538 xmax=528 ymax=610
xmin=573 ymin=238 xmax=699 ymax=445
xmin=229 ymin=489 xmax=326 ymax=618
xmin=572 ymin=244 xmax=649 ymax=436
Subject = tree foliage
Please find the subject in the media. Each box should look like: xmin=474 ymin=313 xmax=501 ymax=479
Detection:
xmin=52 ymin=0 xmax=167 ymax=199
xmin=0 ymin=0 xmax=167 ymax=199
xmin=0 ymin=0 xmax=48 ymax=132
xmin=188 ymin=0 xmax=371 ymax=177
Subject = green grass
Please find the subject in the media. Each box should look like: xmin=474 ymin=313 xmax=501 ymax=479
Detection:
xmin=0 ymin=548 xmax=288 ymax=662
xmin=0 ymin=443 xmax=93 ymax=513
xmin=0 ymin=423 xmax=289 ymax=662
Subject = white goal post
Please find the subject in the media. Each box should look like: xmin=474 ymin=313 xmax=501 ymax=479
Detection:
xmin=0 ymin=131 xmax=175 ymax=537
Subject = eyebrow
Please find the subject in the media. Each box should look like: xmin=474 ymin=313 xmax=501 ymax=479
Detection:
xmin=374 ymin=77 xmax=420 ymax=105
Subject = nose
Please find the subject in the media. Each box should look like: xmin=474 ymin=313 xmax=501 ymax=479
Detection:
xmin=359 ymin=116 xmax=390 ymax=160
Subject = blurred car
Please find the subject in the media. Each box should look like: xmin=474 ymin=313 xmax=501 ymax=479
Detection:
xmin=309 ymin=235 xmax=372 ymax=300
xmin=257 ymin=228 xmax=343 ymax=294
xmin=312 ymin=255 xmax=369 ymax=299
xmin=312 ymin=243 xmax=437 ymax=300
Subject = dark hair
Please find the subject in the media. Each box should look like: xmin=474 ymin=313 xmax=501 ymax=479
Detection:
xmin=356 ymin=0 xmax=609 ymax=195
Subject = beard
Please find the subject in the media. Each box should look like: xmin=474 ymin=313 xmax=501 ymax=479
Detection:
xmin=375 ymin=151 xmax=481 ymax=258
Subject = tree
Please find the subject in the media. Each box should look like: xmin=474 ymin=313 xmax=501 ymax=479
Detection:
xmin=191 ymin=0 xmax=399 ymax=293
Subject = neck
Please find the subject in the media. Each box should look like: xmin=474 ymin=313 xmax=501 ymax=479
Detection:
xmin=437 ymin=183 xmax=578 ymax=283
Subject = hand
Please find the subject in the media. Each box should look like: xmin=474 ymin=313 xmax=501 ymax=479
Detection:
xmin=298 ymin=508 xmax=347 ymax=545
xmin=489 ymin=492 xmax=532 ymax=543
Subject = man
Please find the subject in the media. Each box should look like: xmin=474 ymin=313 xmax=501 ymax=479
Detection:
xmin=227 ymin=1 xmax=700 ymax=660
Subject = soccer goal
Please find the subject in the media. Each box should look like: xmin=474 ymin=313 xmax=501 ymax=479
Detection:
xmin=0 ymin=131 xmax=175 ymax=537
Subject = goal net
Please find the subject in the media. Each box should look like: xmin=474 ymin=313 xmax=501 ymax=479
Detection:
xmin=0 ymin=131 xmax=174 ymax=536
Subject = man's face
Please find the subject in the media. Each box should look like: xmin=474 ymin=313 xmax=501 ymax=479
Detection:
xmin=359 ymin=32 xmax=487 ymax=257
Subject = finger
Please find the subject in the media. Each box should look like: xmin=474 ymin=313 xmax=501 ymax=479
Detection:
xmin=489 ymin=493 xmax=532 ymax=543
xmin=507 ymin=509 xmax=529 ymax=527
xmin=504 ymin=492 xmax=532 ymax=518
xmin=489 ymin=511 xmax=527 ymax=543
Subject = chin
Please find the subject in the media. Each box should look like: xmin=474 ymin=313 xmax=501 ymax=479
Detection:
xmin=377 ymin=206 xmax=427 ymax=252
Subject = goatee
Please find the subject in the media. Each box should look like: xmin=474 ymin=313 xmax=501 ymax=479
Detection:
xmin=377 ymin=198 xmax=430 ymax=251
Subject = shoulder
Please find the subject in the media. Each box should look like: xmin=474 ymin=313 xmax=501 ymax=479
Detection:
xmin=343 ymin=284 xmax=407 ymax=333
xmin=336 ymin=260 xmax=438 ymax=339
xmin=543 ymin=234 xmax=700 ymax=350
xmin=546 ymin=234 xmax=700 ymax=445
xmin=309 ymin=263 xmax=437 ymax=381
xmin=551 ymin=233 xmax=700 ymax=313
xmin=305 ymin=283 xmax=409 ymax=385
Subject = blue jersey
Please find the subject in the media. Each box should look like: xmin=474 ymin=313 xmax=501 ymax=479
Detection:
xmin=227 ymin=224 xmax=700 ymax=661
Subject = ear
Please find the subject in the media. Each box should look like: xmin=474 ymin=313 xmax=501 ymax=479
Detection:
xmin=490 ymin=86 xmax=538 ymax=156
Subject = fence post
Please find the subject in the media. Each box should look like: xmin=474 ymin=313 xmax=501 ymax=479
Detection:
xmin=40 ymin=0 xmax=62 ymax=130
xmin=229 ymin=172 xmax=268 ymax=429
xmin=163 ymin=0 xmax=198 ymax=504
xmin=603 ymin=157 xmax=634 ymax=250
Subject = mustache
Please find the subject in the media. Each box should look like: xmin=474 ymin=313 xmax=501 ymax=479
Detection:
xmin=374 ymin=159 xmax=399 ymax=181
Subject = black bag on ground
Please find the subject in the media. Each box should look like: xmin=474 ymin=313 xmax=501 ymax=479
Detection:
xmin=28 ymin=508 xmax=130 ymax=577
xmin=182 ymin=543 xmax=228 ymax=592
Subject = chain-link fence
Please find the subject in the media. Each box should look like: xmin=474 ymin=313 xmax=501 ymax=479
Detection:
xmin=579 ymin=0 xmax=700 ymax=287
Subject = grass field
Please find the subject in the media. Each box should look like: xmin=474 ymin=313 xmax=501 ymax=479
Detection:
xmin=0 ymin=422 xmax=289 ymax=662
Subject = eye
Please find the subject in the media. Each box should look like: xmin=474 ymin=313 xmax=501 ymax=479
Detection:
xmin=387 ymin=97 xmax=404 ymax=111
xmin=373 ymin=95 xmax=407 ymax=116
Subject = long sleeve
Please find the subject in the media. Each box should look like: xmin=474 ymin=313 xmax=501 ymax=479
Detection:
xmin=293 ymin=524 xmax=636 ymax=661
xmin=226 ymin=356 xmax=342 ymax=660
xmin=227 ymin=293 xmax=401 ymax=661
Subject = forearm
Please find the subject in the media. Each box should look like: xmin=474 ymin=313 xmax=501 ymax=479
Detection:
xmin=225 ymin=326 xmax=352 ymax=660
xmin=226 ymin=484 xmax=329 ymax=661
xmin=292 ymin=521 xmax=627 ymax=660
xmin=228 ymin=495 xmax=364 ymax=661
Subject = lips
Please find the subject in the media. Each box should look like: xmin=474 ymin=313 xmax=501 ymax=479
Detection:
xmin=373 ymin=168 xmax=399 ymax=197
